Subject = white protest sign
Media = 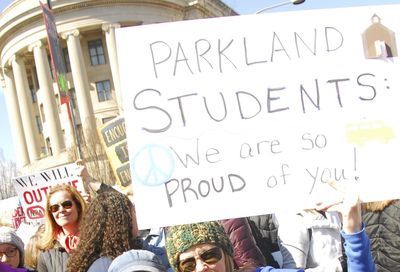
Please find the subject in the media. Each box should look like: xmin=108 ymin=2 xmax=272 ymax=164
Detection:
xmin=116 ymin=4 xmax=400 ymax=229
xmin=0 ymin=196 xmax=25 ymax=228
xmin=12 ymin=163 xmax=84 ymax=223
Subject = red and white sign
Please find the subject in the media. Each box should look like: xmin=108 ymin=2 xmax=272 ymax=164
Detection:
xmin=12 ymin=163 xmax=84 ymax=224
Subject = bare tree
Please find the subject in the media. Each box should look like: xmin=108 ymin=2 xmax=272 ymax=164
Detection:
xmin=0 ymin=159 xmax=19 ymax=200
xmin=68 ymin=125 xmax=115 ymax=194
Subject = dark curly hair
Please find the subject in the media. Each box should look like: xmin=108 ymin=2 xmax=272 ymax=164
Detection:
xmin=67 ymin=190 xmax=139 ymax=271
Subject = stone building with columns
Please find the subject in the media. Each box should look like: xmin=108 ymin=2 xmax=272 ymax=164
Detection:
xmin=0 ymin=0 xmax=236 ymax=172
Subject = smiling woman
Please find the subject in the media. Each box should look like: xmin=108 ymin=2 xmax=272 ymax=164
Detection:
xmin=166 ymin=221 xmax=235 ymax=272
xmin=37 ymin=184 xmax=87 ymax=272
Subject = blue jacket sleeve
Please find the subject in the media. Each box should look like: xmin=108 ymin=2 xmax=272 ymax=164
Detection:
xmin=256 ymin=266 xmax=304 ymax=272
xmin=341 ymin=225 xmax=375 ymax=272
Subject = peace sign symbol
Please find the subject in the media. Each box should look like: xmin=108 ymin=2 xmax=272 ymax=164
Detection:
xmin=131 ymin=144 xmax=175 ymax=186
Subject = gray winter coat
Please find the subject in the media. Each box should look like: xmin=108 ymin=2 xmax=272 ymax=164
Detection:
xmin=363 ymin=200 xmax=400 ymax=272
xmin=36 ymin=248 xmax=69 ymax=272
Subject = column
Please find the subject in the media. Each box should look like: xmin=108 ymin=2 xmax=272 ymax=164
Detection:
xmin=2 ymin=68 xmax=30 ymax=166
xmin=102 ymin=23 xmax=123 ymax=113
xmin=29 ymin=40 xmax=65 ymax=155
xmin=61 ymin=29 xmax=97 ymax=139
xmin=10 ymin=55 xmax=40 ymax=162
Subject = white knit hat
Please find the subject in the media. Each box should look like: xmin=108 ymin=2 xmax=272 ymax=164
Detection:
xmin=0 ymin=226 xmax=25 ymax=267
xmin=107 ymin=249 xmax=166 ymax=272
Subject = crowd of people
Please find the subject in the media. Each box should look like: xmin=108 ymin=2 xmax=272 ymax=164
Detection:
xmin=1 ymin=173 xmax=399 ymax=272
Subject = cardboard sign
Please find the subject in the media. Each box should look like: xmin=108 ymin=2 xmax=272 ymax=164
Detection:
xmin=116 ymin=4 xmax=400 ymax=229
xmin=98 ymin=116 xmax=132 ymax=189
xmin=12 ymin=163 xmax=84 ymax=223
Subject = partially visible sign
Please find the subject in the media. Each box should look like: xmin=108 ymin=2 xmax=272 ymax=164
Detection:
xmin=98 ymin=116 xmax=132 ymax=189
xmin=40 ymin=2 xmax=69 ymax=104
xmin=12 ymin=204 xmax=26 ymax=229
xmin=0 ymin=197 xmax=25 ymax=228
xmin=12 ymin=163 xmax=84 ymax=224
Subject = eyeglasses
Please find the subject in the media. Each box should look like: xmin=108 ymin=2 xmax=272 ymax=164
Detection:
xmin=0 ymin=247 xmax=18 ymax=258
xmin=178 ymin=247 xmax=222 ymax=272
xmin=49 ymin=200 xmax=74 ymax=213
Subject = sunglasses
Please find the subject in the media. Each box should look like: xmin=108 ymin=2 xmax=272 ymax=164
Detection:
xmin=178 ymin=247 xmax=222 ymax=272
xmin=0 ymin=246 xmax=18 ymax=258
xmin=49 ymin=200 xmax=74 ymax=213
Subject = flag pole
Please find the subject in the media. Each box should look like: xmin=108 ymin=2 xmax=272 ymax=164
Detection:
xmin=40 ymin=0 xmax=83 ymax=159
xmin=67 ymin=99 xmax=83 ymax=159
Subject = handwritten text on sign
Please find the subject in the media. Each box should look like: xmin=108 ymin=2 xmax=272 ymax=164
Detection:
xmin=12 ymin=163 xmax=84 ymax=224
xmin=116 ymin=4 xmax=400 ymax=229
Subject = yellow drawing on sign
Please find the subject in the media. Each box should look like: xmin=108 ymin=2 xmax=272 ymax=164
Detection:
xmin=346 ymin=121 xmax=395 ymax=146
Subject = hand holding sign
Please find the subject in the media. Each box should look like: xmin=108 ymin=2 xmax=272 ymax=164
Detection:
xmin=75 ymin=159 xmax=90 ymax=181
xmin=315 ymin=181 xmax=362 ymax=234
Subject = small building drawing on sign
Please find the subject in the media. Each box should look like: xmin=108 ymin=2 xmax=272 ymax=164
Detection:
xmin=346 ymin=120 xmax=395 ymax=146
xmin=362 ymin=14 xmax=398 ymax=59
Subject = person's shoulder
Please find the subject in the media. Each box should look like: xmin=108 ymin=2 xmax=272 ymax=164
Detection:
xmin=274 ymin=212 xmax=308 ymax=230
xmin=390 ymin=199 xmax=400 ymax=209
xmin=87 ymin=256 xmax=113 ymax=272
xmin=37 ymin=247 xmax=69 ymax=272
xmin=256 ymin=266 xmax=304 ymax=272
xmin=41 ymin=247 xmax=69 ymax=257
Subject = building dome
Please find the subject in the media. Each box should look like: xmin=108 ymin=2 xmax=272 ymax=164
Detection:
xmin=0 ymin=0 xmax=235 ymax=171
